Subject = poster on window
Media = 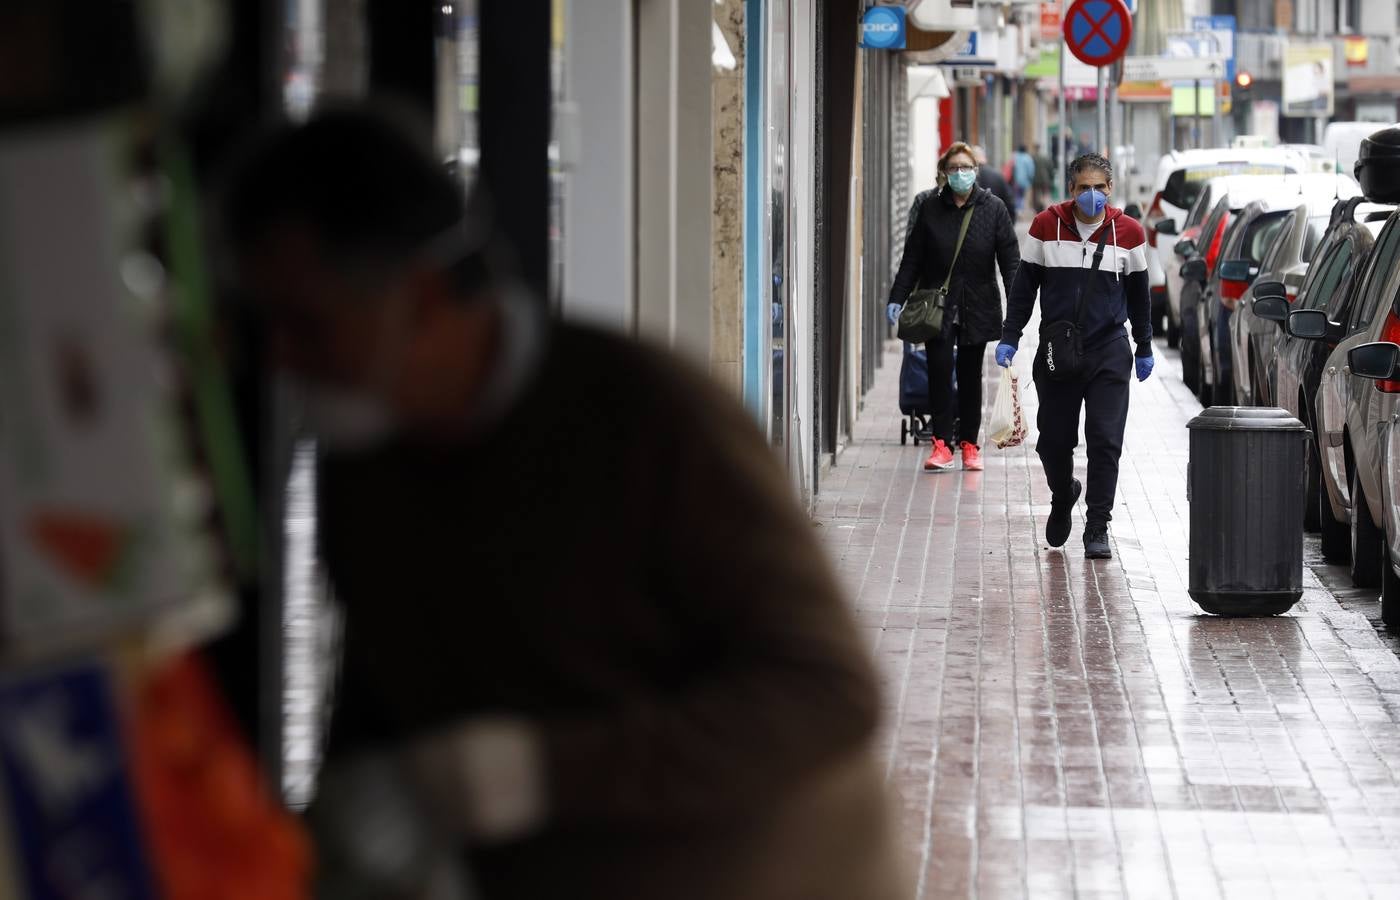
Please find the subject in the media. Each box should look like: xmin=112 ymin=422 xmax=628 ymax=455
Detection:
xmin=0 ymin=115 xmax=229 ymax=653
xmin=1283 ymin=41 xmax=1335 ymax=117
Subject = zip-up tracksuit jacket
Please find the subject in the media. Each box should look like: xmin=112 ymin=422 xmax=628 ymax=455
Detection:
xmin=1000 ymin=201 xmax=1154 ymax=527
xmin=1000 ymin=201 xmax=1153 ymax=357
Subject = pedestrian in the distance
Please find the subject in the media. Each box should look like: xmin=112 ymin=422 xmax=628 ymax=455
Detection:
xmin=995 ymin=153 xmax=1154 ymax=560
xmin=887 ymin=141 xmax=1020 ymax=473
xmin=1013 ymin=145 xmax=1036 ymax=214
xmin=224 ymin=104 xmax=907 ymax=900
xmin=972 ymin=145 xmax=1016 ymax=221
xmin=1032 ymin=142 xmax=1054 ymax=210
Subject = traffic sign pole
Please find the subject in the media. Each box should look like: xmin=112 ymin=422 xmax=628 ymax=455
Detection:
xmin=1058 ymin=0 xmax=1067 ymax=193
xmin=1097 ymin=66 xmax=1107 ymax=155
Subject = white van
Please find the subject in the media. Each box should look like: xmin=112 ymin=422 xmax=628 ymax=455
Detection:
xmin=1323 ymin=121 xmax=1399 ymax=178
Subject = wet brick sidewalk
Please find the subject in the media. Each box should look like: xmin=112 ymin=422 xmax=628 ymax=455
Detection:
xmin=815 ymin=340 xmax=1400 ymax=899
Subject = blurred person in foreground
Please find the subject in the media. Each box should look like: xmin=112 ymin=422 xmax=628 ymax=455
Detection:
xmin=221 ymin=104 xmax=906 ymax=900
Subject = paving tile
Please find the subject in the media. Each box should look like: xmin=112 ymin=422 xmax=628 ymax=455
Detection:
xmin=818 ymin=340 xmax=1400 ymax=898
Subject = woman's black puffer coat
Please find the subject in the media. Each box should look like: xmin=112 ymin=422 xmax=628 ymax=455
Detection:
xmin=888 ymin=184 xmax=1021 ymax=346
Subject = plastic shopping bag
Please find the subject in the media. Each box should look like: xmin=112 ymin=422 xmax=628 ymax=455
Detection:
xmin=989 ymin=368 xmax=1027 ymax=449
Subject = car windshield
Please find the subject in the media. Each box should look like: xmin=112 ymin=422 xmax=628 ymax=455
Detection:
xmin=1163 ymin=163 xmax=1293 ymax=210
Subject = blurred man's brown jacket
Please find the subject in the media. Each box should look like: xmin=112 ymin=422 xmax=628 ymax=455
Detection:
xmin=318 ymin=321 xmax=910 ymax=899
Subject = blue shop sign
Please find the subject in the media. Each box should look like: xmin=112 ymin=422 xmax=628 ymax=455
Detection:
xmin=861 ymin=6 xmax=906 ymax=50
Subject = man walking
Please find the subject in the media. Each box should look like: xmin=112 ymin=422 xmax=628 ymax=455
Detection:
xmin=995 ymin=154 xmax=1154 ymax=560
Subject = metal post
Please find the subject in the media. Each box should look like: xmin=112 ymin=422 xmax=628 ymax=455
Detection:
xmin=1058 ymin=0 xmax=1067 ymax=196
xmin=1212 ymin=73 xmax=1224 ymax=147
xmin=1194 ymin=78 xmax=1202 ymax=148
xmin=1315 ymin=0 xmax=1326 ymax=144
xmin=1096 ymin=65 xmax=1106 ymax=154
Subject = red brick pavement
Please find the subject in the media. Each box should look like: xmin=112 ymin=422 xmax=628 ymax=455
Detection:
xmin=816 ymin=340 xmax=1400 ymax=899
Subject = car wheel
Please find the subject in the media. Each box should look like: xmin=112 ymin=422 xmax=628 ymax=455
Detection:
xmin=1351 ymin=468 xmax=1384 ymax=588
xmin=1320 ymin=468 xmax=1351 ymax=563
xmin=1303 ymin=430 xmax=1321 ymax=533
xmin=1383 ymin=547 xmax=1400 ymax=629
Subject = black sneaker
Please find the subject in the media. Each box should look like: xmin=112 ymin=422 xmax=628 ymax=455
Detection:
xmin=1084 ymin=525 xmax=1112 ymax=560
xmin=1045 ymin=479 xmax=1082 ymax=548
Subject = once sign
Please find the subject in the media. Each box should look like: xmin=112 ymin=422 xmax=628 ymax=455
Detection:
xmin=1063 ymin=0 xmax=1133 ymax=68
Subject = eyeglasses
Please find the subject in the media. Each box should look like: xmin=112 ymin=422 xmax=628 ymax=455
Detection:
xmin=946 ymin=165 xmax=977 ymax=175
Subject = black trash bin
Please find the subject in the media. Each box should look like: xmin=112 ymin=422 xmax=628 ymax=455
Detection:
xmin=1187 ymin=407 xmax=1308 ymax=615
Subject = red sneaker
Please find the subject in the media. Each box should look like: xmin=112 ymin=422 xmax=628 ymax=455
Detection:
xmin=923 ymin=440 xmax=954 ymax=471
xmin=961 ymin=442 xmax=983 ymax=471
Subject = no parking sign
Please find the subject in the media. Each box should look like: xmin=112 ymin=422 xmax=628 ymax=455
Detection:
xmin=1063 ymin=0 xmax=1133 ymax=68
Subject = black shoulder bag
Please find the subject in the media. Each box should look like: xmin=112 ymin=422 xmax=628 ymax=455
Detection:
xmin=897 ymin=204 xmax=974 ymax=345
xmin=1040 ymin=227 xmax=1110 ymax=381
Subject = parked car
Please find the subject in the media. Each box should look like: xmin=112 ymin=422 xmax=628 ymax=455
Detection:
xmin=1262 ymin=197 xmax=1390 ymax=538
xmin=1177 ymin=196 xmax=1234 ymax=397
xmin=1291 ymin=126 xmax=1400 ymax=623
xmin=1230 ymin=206 xmax=1325 ymax=405
xmin=1235 ymin=200 xmax=1388 ymax=407
xmin=1214 ymin=201 xmax=1300 ymax=405
xmin=1163 ymin=177 xmax=1247 ymax=347
xmin=1301 ymin=214 xmax=1400 ymax=585
xmin=1146 ymin=149 xmax=1306 ymax=346
xmin=1184 ymin=175 xmax=1363 ymax=404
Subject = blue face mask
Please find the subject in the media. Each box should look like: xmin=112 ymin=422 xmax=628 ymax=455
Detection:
xmin=1076 ymin=188 xmax=1107 ymax=218
xmin=948 ymin=169 xmax=977 ymax=195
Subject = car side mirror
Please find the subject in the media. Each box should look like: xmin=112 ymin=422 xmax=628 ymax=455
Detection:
xmin=1219 ymin=259 xmax=1258 ymax=282
xmin=1155 ymin=219 xmax=1180 ymax=236
xmin=1180 ymin=258 xmax=1208 ymax=282
xmin=1253 ymin=295 xmax=1289 ymax=324
xmin=1288 ymin=308 xmax=1330 ymax=340
xmin=1174 ymin=239 xmax=1197 ymax=259
xmin=1253 ymin=280 xmax=1287 ymax=300
xmin=1349 ymin=342 xmax=1400 ymax=380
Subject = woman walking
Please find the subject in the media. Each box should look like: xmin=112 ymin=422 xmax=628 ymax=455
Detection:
xmin=887 ymin=142 xmax=1021 ymax=471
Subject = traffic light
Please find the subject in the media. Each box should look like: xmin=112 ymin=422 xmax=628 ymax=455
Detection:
xmin=1236 ymin=71 xmax=1253 ymax=91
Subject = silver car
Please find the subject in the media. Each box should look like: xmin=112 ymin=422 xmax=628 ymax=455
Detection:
xmin=1229 ymin=203 xmax=1335 ymax=406
xmin=1293 ymin=212 xmax=1400 ymax=591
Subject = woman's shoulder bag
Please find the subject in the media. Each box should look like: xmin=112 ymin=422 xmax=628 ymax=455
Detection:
xmin=896 ymin=204 xmax=974 ymax=345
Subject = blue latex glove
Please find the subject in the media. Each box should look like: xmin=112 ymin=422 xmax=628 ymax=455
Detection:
xmin=1136 ymin=355 xmax=1155 ymax=382
xmin=886 ymin=302 xmax=901 ymax=327
xmin=995 ymin=343 xmax=1016 ymax=368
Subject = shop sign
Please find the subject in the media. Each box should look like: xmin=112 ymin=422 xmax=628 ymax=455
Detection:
xmin=1040 ymin=3 xmax=1061 ymax=42
xmin=1345 ymin=36 xmax=1369 ymax=67
xmin=860 ymin=6 xmax=906 ymax=50
xmin=1190 ymin=14 xmax=1236 ymax=82
xmin=0 ymin=662 xmax=157 ymax=899
xmin=1283 ymin=41 xmax=1334 ymax=117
